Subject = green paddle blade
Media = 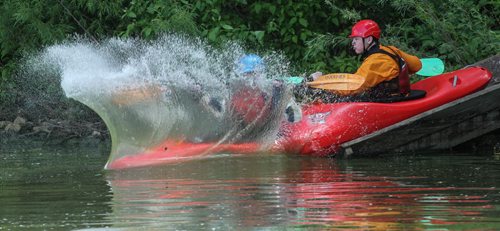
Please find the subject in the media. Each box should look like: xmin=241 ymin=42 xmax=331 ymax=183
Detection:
xmin=282 ymin=76 xmax=304 ymax=84
xmin=417 ymin=58 xmax=445 ymax=76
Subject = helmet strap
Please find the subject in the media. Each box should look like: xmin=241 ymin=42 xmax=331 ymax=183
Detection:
xmin=361 ymin=37 xmax=376 ymax=55
xmin=361 ymin=38 xmax=365 ymax=54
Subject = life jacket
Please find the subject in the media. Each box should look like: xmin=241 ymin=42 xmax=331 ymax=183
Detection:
xmin=364 ymin=46 xmax=411 ymax=97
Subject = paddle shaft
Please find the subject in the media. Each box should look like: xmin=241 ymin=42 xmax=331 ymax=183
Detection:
xmin=285 ymin=57 xmax=444 ymax=84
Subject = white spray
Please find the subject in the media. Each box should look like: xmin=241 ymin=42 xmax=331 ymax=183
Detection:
xmin=40 ymin=34 xmax=293 ymax=163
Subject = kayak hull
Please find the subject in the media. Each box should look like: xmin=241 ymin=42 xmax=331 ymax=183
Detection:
xmin=275 ymin=66 xmax=492 ymax=156
xmin=106 ymin=67 xmax=492 ymax=169
xmin=106 ymin=141 xmax=261 ymax=169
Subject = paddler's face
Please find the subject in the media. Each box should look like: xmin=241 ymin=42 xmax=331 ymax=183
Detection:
xmin=351 ymin=37 xmax=363 ymax=54
xmin=351 ymin=37 xmax=369 ymax=54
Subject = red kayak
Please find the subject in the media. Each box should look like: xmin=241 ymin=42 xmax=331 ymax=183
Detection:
xmin=106 ymin=141 xmax=261 ymax=169
xmin=106 ymin=66 xmax=491 ymax=169
xmin=274 ymin=66 xmax=492 ymax=156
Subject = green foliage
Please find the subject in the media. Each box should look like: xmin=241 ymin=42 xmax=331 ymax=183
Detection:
xmin=187 ymin=0 xmax=363 ymax=73
xmin=0 ymin=0 xmax=498 ymax=121
xmin=0 ymin=0 xmax=126 ymax=108
xmin=118 ymin=0 xmax=199 ymax=39
xmin=303 ymin=34 xmax=359 ymax=73
xmin=379 ymin=0 xmax=500 ymax=70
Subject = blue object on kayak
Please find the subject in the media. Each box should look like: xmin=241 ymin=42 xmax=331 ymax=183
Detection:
xmin=239 ymin=54 xmax=264 ymax=74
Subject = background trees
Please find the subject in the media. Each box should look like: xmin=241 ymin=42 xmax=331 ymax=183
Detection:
xmin=0 ymin=0 xmax=498 ymax=121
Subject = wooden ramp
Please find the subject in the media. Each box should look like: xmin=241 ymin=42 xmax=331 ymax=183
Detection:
xmin=340 ymin=55 xmax=500 ymax=157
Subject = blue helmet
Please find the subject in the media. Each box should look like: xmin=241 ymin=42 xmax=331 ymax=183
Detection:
xmin=238 ymin=54 xmax=264 ymax=74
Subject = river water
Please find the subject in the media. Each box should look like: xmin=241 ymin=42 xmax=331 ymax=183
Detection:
xmin=1 ymin=140 xmax=499 ymax=230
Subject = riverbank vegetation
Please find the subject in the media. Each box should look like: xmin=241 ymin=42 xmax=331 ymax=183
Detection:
xmin=0 ymin=0 xmax=498 ymax=139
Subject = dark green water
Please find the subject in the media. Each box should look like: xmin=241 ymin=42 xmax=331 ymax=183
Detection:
xmin=1 ymin=141 xmax=499 ymax=230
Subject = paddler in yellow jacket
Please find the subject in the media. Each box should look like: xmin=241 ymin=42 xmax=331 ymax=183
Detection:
xmin=350 ymin=19 xmax=422 ymax=97
xmin=308 ymin=19 xmax=422 ymax=101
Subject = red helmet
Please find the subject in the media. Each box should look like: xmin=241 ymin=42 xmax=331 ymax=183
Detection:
xmin=349 ymin=19 xmax=381 ymax=39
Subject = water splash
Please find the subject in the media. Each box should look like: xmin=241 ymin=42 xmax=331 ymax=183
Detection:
xmin=38 ymin=34 xmax=293 ymax=167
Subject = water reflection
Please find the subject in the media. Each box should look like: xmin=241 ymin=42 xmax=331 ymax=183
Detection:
xmin=2 ymin=143 xmax=499 ymax=230
xmin=104 ymin=154 xmax=500 ymax=230
xmin=105 ymin=154 xmax=295 ymax=229
xmin=0 ymin=142 xmax=112 ymax=230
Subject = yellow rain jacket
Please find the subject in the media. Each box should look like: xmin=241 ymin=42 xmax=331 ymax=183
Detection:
xmin=352 ymin=45 xmax=422 ymax=96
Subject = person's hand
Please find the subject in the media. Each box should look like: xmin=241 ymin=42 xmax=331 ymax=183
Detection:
xmin=309 ymin=71 xmax=323 ymax=80
xmin=272 ymin=79 xmax=284 ymax=87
